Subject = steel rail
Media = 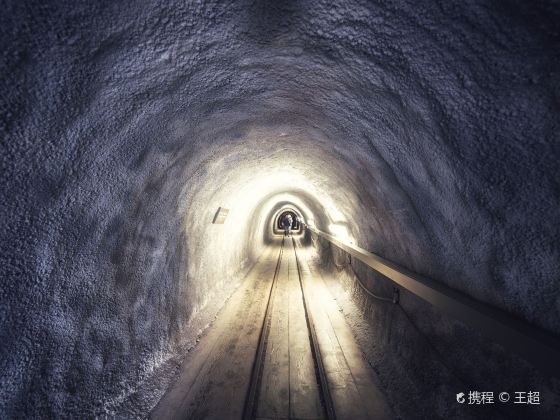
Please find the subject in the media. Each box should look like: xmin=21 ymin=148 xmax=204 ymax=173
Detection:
xmin=243 ymin=238 xmax=285 ymax=420
xmin=292 ymin=237 xmax=337 ymax=420
xmin=306 ymin=225 xmax=560 ymax=378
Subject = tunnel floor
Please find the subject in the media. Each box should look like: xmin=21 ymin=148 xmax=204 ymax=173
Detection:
xmin=151 ymin=238 xmax=393 ymax=419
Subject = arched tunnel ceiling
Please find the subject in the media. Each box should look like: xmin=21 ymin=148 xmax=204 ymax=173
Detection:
xmin=1 ymin=0 xmax=559 ymax=417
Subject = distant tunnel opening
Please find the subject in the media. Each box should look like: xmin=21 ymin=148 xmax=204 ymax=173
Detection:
xmin=275 ymin=210 xmax=300 ymax=231
xmin=273 ymin=208 xmax=302 ymax=235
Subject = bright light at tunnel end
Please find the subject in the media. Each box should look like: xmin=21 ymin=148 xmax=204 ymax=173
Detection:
xmin=328 ymin=224 xmax=353 ymax=243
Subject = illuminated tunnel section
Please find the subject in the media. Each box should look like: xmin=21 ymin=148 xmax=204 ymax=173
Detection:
xmin=1 ymin=1 xmax=559 ymax=419
xmin=273 ymin=209 xmax=301 ymax=234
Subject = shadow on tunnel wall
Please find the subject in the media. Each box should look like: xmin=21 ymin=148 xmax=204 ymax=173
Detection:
xmin=244 ymin=0 xmax=301 ymax=42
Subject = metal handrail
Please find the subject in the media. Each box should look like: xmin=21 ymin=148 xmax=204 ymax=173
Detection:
xmin=306 ymin=225 xmax=560 ymax=378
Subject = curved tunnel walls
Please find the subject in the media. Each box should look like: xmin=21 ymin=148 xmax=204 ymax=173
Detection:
xmin=1 ymin=0 xmax=559 ymax=418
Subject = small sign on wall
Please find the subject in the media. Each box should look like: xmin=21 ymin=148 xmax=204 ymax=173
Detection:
xmin=212 ymin=207 xmax=229 ymax=224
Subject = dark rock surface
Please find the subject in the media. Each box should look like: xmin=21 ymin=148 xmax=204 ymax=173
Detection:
xmin=1 ymin=0 xmax=558 ymax=417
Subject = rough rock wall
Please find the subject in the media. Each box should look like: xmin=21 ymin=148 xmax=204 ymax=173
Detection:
xmin=315 ymin=239 xmax=560 ymax=420
xmin=1 ymin=0 xmax=558 ymax=417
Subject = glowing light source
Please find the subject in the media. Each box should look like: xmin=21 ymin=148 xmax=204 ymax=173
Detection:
xmin=328 ymin=224 xmax=352 ymax=243
xmin=212 ymin=207 xmax=229 ymax=224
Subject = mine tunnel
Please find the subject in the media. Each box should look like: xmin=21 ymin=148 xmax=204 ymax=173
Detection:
xmin=1 ymin=1 xmax=559 ymax=419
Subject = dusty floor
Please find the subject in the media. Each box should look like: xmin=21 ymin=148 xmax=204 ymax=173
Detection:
xmin=151 ymin=238 xmax=393 ymax=419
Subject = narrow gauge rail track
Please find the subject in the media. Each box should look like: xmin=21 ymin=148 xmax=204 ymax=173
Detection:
xmin=243 ymin=237 xmax=336 ymax=420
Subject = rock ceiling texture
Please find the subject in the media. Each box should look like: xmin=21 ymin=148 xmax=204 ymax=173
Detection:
xmin=1 ymin=0 xmax=558 ymax=417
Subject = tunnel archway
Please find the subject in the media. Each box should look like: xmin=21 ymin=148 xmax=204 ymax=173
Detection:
xmin=1 ymin=1 xmax=559 ymax=419
xmin=273 ymin=207 xmax=303 ymax=235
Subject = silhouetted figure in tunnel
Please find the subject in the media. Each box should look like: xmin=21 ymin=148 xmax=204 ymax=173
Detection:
xmin=282 ymin=213 xmax=293 ymax=237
